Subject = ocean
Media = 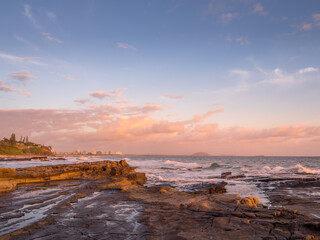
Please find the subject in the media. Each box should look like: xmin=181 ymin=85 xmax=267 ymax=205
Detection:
xmin=1 ymin=155 xmax=320 ymax=206
xmin=1 ymin=155 xmax=320 ymax=236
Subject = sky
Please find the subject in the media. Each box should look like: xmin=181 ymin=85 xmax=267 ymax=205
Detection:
xmin=0 ymin=0 xmax=320 ymax=155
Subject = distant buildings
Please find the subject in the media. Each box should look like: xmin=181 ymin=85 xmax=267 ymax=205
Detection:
xmin=54 ymin=149 xmax=124 ymax=156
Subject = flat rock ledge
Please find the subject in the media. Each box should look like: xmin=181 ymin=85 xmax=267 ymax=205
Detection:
xmin=125 ymin=186 xmax=320 ymax=240
xmin=0 ymin=160 xmax=147 ymax=192
xmin=0 ymin=161 xmax=319 ymax=240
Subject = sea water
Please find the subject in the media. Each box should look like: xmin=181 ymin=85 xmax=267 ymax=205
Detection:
xmin=1 ymin=155 xmax=319 ymax=205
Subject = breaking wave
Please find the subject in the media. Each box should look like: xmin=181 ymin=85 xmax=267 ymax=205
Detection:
xmin=164 ymin=160 xmax=200 ymax=169
xmin=242 ymin=164 xmax=320 ymax=175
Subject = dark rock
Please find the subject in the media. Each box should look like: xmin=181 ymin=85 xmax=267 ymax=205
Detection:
xmin=228 ymin=174 xmax=246 ymax=179
xmin=221 ymin=172 xmax=232 ymax=179
xmin=204 ymin=182 xmax=227 ymax=194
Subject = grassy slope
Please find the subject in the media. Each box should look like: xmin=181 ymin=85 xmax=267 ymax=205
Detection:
xmin=0 ymin=143 xmax=52 ymax=155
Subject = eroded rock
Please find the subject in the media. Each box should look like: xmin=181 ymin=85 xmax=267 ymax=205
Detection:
xmin=0 ymin=160 xmax=146 ymax=192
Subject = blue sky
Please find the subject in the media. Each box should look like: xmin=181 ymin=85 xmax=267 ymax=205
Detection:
xmin=0 ymin=1 xmax=320 ymax=155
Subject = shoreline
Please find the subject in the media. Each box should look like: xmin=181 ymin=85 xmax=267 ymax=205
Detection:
xmin=0 ymin=160 xmax=319 ymax=239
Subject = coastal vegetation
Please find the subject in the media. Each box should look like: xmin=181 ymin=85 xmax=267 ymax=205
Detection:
xmin=0 ymin=133 xmax=53 ymax=155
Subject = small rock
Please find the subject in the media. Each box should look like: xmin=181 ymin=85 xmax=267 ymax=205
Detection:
xmin=221 ymin=172 xmax=232 ymax=179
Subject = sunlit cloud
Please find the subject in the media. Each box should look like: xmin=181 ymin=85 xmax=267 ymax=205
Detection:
xmin=42 ymin=32 xmax=63 ymax=44
xmin=259 ymin=67 xmax=319 ymax=86
xmin=0 ymin=80 xmax=32 ymax=97
xmin=297 ymin=13 xmax=320 ymax=31
xmin=47 ymin=11 xmax=56 ymax=21
xmin=253 ymin=3 xmax=268 ymax=16
xmin=74 ymin=99 xmax=91 ymax=105
xmin=116 ymin=42 xmax=137 ymax=50
xmin=0 ymin=52 xmax=44 ymax=66
xmin=230 ymin=69 xmax=250 ymax=79
xmin=298 ymin=23 xmax=312 ymax=31
xmin=23 ymin=5 xmax=41 ymax=29
xmin=298 ymin=67 xmax=318 ymax=74
xmin=90 ymin=89 xmax=125 ymax=99
xmin=313 ymin=13 xmax=320 ymax=25
xmin=225 ymin=36 xmax=250 ymax=46
xmin=165 ymin=94 xmax=186 ymax=99
xmin=0 ymin=105 xmax=319 ymax=155
xmin=192 ymin=109 xmax=224 ymax=123
xmin=10 ymin=70 xmax=35 ymax=83
xmin=221 ymin=12 xmax=238 ymax=24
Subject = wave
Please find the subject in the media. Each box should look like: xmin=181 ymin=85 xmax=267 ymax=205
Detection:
xmin=164 ymin=160 xmax=200 ymax=169
xmin=242 ymin=164 xmax=320 ymax=175
xmin=293 ymin=164 xmax=320 ymax=174
xmin=208 ymin=162 xmax=222 ymax=169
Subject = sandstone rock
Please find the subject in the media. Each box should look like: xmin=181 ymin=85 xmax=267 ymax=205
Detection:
xmin=236 ymin=197 xmax=260 ymax=208
xmin=0 ymin=160 xmax=146 ymax=192
xmin=0 ymin=167 xmax=16 ymax=177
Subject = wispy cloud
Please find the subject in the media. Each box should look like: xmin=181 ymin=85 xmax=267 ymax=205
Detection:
xmin=165 ymin=94 xmax=186 ymax=99
xmin=297 ymin=13 xmax=320 ymax=31
xmin=90 ymin=89 xmax=125 ymax=99
xmin=298 ymin=23 xmax=312 ymax=31
xmin=253 ymin=3 xmax=268 ymax=16
xmin=47 ymin=11 xmax=56 ymax=21
xmin=313 ymin=13 xmax=320 ymax=25
xmin=230 ymin=69 xmax=250 ymax=79
xmin=14 ymin=34 xmax=39 ymax=51
xmin=192 ymin=109 xmax=224 ymax=123
xmin=298 ymin=67 xmax=318 ymax=74
xmin=167 ymin=1 xmax=183 ymax=13
xmin=254 ymin=67 xmax=319 ymax=86
xmin=50 ymin=72 xmax=76 ymax=81
xmin=23 ymin=5 xmax=41 ymax=29
xmin=226 ymin=36 xmax=250 ymax=46
xmin=74 ymin=99 xmax=91 ymax=105
xmin=0 ymin=80 xmax=32 ymax=97
xmin=0 ymin=52 xmax=44 ymax=66
xmin=221 ymin=12 xmax=238 ymax=24
xmin=116 ymin=42 xmax=137 ymax=50
xmin=42 ymin=32 xmax=63 ymax=44
xmin=10 ymin=70 xmax=36 ymax=83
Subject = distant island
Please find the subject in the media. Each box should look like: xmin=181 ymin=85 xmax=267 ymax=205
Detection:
xmin=191 ymin=152 xmax=210 ymax=156
xmin=0 ymin=133 xmax=53 ymax=156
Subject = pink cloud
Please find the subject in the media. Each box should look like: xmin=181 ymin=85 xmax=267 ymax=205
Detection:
xmin=10 ymin=70 xmax=35 ymax=83
xmin=0 ymin=104 xmax=320 ymax=155
xmin=221 ymin=12 xmax=238 ymax=24
xmin=74 ymin=99 xmax=90 ymax=105
xmin=192 ymin=109 xmax=224 ymax=122
xmin=253 ymin=3 xmax=268 ymax=16
xmin=299 ymin=23 xmax=312 ymax=31
xmin=0 ymin=81 xmax=31 ymax=97
xmin=116 ymin=42 xmax=137 ymax=50
xmin=90 ymin=89 xmax=124 ymax=99
xmin=165 ymin=94 xmax=186 ymax=99
xmin=42 ymin=32 xmax=63 ymax=44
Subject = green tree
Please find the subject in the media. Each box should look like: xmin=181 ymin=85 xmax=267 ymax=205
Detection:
xmin=9 ymin=133 xmax=16 ymax=146
xmin=20 ymin=136 xmax=22 ymax=142
xmin=23 ymin=137 xmax=25 ymax=143
xmin=26 ymin=136 xmax=29 ymax=143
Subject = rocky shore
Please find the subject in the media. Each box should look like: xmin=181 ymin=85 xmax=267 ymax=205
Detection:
xmin=0 ymin=160 xmax=319 ymax=239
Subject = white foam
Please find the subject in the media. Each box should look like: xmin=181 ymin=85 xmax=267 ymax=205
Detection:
xmin=164 ymin=160 xmax=200 ymax=169
xmin=293 ymin=164 xmax=320 ymax=174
